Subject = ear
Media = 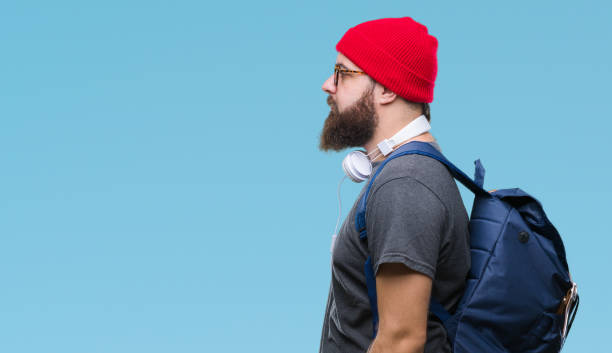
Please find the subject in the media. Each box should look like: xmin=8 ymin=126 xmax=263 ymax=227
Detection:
xmin=375 ymin=84 xmax=397 ymax=105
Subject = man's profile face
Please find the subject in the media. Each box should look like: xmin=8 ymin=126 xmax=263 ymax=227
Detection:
xmin=319 ymin=54 xmax=378 ymax=152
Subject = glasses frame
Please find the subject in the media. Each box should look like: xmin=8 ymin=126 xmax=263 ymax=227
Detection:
xmin=334 ymin=64 xmax=366 ymax=86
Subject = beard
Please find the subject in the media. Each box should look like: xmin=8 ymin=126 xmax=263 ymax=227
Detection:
xmin=318 ymin=88 xmax=378 ymax=152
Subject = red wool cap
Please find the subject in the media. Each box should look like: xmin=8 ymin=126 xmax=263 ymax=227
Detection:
xmin=336 ymin=17 xmax=438 ymax=103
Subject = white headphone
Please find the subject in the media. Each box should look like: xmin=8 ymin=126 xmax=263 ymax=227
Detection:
xmin=341 ymin=114 xmax=431 ymax=183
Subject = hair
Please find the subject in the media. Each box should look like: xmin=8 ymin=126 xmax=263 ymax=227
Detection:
xmin=403 ymin=99 xmax=431 ymax=122
xmin=402 ymin=99 xmax=431 ymax=122
xmin=422 ymin=102 xmax=431 ymax=122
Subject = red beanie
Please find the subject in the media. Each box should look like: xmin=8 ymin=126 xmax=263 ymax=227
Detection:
xmin=336 ymin=17 xmax=438 ymax=103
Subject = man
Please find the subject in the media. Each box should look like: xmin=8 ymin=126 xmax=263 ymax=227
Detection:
xmin=318 ymin=17 xmax=470 ymax=353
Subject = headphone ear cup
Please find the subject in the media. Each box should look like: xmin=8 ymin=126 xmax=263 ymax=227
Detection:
xmin=342 ymin=151 xmax=373 ymax=183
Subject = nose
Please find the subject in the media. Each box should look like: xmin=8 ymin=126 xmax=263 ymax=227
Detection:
xmin=322 ymin=74 xmax=336 ymax=94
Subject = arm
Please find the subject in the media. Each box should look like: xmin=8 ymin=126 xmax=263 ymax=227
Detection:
xmin=364 ymin=177 xmax=445 ymax=353
xmin=366 ymin=263 xmax=432 ymax=353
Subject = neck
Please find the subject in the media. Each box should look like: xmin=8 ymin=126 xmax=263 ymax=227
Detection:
xmin=364 ymin=113 xmax=435 ymax=163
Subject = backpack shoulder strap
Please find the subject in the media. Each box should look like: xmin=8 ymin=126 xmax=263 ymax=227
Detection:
xmin=355 ymin=141 xmax=489 ymax=239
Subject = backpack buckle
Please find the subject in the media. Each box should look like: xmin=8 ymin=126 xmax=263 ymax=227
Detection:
xmin=559 ymin=282 xmax=578 ymax=338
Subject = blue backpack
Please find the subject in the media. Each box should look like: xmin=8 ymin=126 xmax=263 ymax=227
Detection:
xmin=355 ymin=141 xmax=579 ymax=353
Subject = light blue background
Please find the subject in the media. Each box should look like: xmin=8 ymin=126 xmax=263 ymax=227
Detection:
xmin=1 ymin=1 xmax=609 ymax=352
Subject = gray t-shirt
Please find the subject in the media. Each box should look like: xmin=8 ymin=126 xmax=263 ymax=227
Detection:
xmin=319 ymin=141 xmax=470 ymax=353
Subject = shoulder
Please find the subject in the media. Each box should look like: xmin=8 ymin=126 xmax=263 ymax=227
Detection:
xmin=371 ymin=152 xmax=454 ymax=201
xmin=367 ymin=174 xmax=448 ymax=224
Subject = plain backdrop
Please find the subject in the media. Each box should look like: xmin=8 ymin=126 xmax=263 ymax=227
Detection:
xmin=1 ymin=1 xmax=610 ymax=352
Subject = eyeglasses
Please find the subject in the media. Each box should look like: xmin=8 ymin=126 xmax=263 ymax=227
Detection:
xmin=334 ymin=64 xmax=366 ymax=86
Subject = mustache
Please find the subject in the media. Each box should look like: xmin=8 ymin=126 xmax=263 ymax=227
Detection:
xmin=326 ymin=95 xmax=336 ymax=109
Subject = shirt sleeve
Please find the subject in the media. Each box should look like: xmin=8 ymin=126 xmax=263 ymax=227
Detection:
xmin=365 ymin=176 xmax=448 ymax=279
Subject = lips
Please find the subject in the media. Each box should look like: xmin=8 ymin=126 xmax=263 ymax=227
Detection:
xmin=327 ymin=95 xmax=336 ymax=108
xmin=327 ymin=96 xmax=338 ymax=114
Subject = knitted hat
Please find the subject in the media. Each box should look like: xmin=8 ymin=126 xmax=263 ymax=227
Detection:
xmin=336 ymin=17 xmax=438 ymax=103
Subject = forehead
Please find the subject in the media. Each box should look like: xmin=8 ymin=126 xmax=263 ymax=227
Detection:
xmin=336 ymin=53 xmax=362 ymax=71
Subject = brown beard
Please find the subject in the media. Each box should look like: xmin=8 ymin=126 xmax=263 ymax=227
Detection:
xmin=318 ymin=89 xmax=378 ymax=152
